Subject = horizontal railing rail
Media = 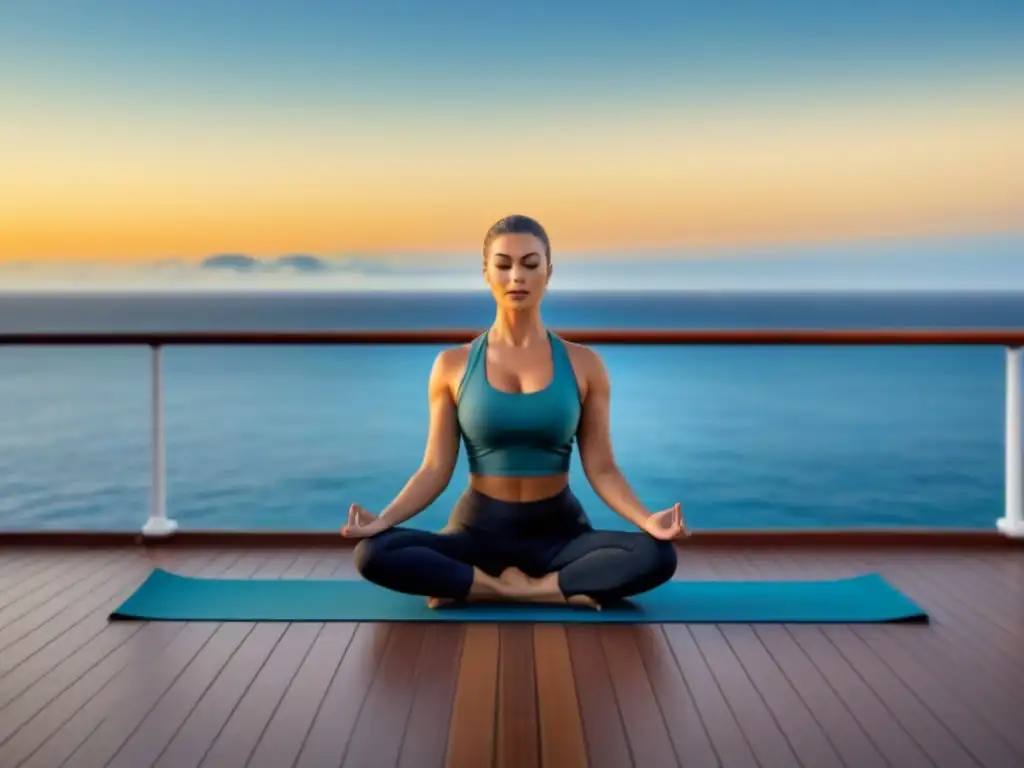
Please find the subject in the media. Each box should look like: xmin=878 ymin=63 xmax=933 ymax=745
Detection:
xmin=2 ymin=328 xmax=1024 ymax=346
xmin=0 ymin=327 xmax=1021 ymax=541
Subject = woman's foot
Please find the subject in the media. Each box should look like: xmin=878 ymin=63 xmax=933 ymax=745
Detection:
xmin=459 ymin=566 xmax=601 ymax=609
xmin=566 ymin=594 xmax=601 ymax=610
xmin=426 ymin=596 xmax=456 ymax=609
xmin=428 ymin=571 xmax=600 ymax=609
xmin=497 ymin=566 xmax=532 ymax=591
xmin=497 ymin=569 xmax=601 ymax=609
xmin=427 ymin=566 xmax=527 ymax=607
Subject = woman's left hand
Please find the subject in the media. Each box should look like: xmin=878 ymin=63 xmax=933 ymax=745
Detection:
xmin=341 ymin=503 xmax=391 ymax=538
xmin=643 ymin=503 xmax=689 ymax=540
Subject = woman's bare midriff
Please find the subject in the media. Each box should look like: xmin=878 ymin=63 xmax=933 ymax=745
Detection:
xmin=469 ymin=472 xmax=570 ymax=502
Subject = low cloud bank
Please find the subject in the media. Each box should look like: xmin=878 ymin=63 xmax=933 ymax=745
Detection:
xmin=3 ymin=233 xmax=1023 ymax=292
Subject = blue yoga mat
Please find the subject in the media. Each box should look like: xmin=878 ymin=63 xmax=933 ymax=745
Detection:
xmin=109 ymin=568 xmax=927 ymax=623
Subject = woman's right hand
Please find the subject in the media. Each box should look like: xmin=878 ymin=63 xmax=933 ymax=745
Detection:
xmin=341 ymin=503 xmax=391 ymax=538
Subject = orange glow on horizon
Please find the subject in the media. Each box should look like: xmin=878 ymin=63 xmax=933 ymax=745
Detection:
xmin=3 ymin=97 xmax=1022 ymax=263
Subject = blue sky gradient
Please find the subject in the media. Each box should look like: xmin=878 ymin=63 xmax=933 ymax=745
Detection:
xmin=6 ymin=1 xmax=1023 ymax=111
xmin=2 ymin=1 xmax=1022 ymax=289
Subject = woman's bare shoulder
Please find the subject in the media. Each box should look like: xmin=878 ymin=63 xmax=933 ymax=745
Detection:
xmin=558 ymin=337 xmax=605 ymax=373
xmin=431 ymin=344 xmax=473 ymax=394
xmin=555 ymin=336 xmax=607 ymax=401
xmin=437 ymin=343 xmax=471 ymax=368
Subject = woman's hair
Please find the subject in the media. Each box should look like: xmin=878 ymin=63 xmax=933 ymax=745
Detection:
xmin=483 ymin=214 xmax=551 ymax=263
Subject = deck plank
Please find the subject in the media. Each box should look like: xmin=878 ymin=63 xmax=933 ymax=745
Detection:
xmin=821 ymin=624 xmax=981 ymax=768
xmin=191 ymin=550 xmax=323 ymax=767
xmin=445 ymin=624 xmax=500 ymax=768
xmin=718 ymin=623 xmax=846 ymax=767
xmin=0 ymin=549 xmax=118 ymax=605
xmin=20 ymin=621 xmax=219 ymax=768
xmin=244 ymin=622 xmax=358 ymax=768
xmin=197 ymin=622 xmax=323 ymax=767
xmin=0 ymin=551 xmax=40 ymax=579
xmin=293 ymin=623 xmax=394 ymax=767
xmin=600 ymin=626 xmax=679 ymax=766
xmin=630 ymin=626 xmax=723 ymax=768
xmin=0 ymin=543 xmax=1020 ymax=768
xmin=709 ymin=551 xmax=893 ymax=766
xmin=496 ymin=625 xmax=539 ymax=768
xmin=688 ymin=623 xmax=803 ymax=766
xmin=0 ymin=551 xmax=96 ymax=600
xmin=17 ymin=553 xmax=244 ymax=768
xmin=0 ymin=550 xmax=138 ymax=650
xmin=566 ymin=626 xmax=634 ymax=768
xmin=343 ymin=624 xmax=429 ymax=767
xmin=719 ymin=549 xmax=945 ymax=767
xmin=786 ymin=550 xmax=1024 ymax=762
xmin=0 ymin=557 xmax=155 ymax=684
xmin=757 ymin=548 xmax=1024 ymax=761
xmin=0 ymin=552 xmax=224 ymax=766
xmin=533 ymin=625 xmax=588 ymax=768
xmin=764 ymin=550 xmax=1022 ymax=695
xmin=308 ymin=550 xmax=348 ymax=578
xmin=875 ymin=556 xmax=1023 ymax=687
xmin=0 ymin=549 xmax=214 ymax=696
xmin=398 ymin=624 xmax=465 ymax=768
xmin=106 ymin=554 xmax=301 ymax=768
xmin=68 ymin=622 xmax=256 ymax=768
xmin=153 ymin=623 xmax=290 ymax=768
xmin=751 ymin=623 xmax=891 ymax=766
xmin=280 ymin=549 xmax=333 ymax=578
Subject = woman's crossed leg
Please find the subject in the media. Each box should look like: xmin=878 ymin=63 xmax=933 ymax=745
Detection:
xmin=354 ymin=525 xmax=678 ymax=609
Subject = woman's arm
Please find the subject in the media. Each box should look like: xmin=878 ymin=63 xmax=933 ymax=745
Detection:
xmin=575 ymin=347 xmax=653 ymax=530
xmin=376 ymin=349 xmax=462 ymax=528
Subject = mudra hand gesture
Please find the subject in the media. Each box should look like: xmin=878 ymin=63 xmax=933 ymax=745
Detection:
xmin=643 ymin=502 xmax=689 ymax=540
xmin=341 ymin=504 xmax=390 ymax=538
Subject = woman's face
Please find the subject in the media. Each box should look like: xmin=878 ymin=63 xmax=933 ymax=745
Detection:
xmin=483 ymin=233 xmax=551 ymax=311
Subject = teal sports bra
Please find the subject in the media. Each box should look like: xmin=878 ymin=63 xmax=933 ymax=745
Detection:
xmin=456 ymin=331 xmax=582 ymax=476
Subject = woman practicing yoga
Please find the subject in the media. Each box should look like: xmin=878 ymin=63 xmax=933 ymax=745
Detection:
xmin=342 ymin=214 xmax=687 ymax=609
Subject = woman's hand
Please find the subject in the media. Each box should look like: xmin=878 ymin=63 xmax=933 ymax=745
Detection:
xmin=643 ymin=503 xmax=689 ymax=540
xmin=341 ymin=504 xmax=392 ymax=538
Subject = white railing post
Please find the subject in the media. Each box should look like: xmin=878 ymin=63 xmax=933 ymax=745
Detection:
xmin=142 ymin=343 xmax=178 ymax=537
xmin=997 ymin=345 xmax=1024 ymax=537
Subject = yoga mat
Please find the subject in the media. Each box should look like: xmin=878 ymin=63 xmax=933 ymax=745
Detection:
xmin=110 ymin=568 xmax=927 ymax=623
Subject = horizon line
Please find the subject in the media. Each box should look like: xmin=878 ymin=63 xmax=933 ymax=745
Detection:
xmin=4 ymin=286 xmax=1024 ymax=297
xmin=4 ymin=228 xmax=1024 ymax=267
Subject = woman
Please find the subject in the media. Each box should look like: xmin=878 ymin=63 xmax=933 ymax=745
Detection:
xmin=342 ymin=214 xmax=687 ymax=609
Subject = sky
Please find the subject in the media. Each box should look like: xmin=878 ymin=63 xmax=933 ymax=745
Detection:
xmin=1 ymin=0 xmax=1022 ymax=291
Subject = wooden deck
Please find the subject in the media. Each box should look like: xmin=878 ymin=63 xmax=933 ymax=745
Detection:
xmin=0 ymin=544 xmax=1021 ymax=768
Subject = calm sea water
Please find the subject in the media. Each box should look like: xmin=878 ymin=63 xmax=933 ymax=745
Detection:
xmin=1 ymin=290 xmax=1021 ymax=532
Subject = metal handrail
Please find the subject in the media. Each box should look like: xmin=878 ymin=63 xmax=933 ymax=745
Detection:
xmin=1 ymin=327 xmax=1021 ymax=539
xmin=2 ymin=328 xmax=1024 ymax=345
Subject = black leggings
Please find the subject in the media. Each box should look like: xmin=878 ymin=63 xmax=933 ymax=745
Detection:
xmin=353 ymin=486 xmax=678 ymax=605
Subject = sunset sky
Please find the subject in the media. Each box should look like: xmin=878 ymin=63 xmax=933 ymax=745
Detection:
xmin=2 ymin=0 xmax=1022 ymax=289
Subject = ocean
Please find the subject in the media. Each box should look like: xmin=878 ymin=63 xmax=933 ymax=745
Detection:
xmin=1 ymin=290 xmax=1021 ymax=532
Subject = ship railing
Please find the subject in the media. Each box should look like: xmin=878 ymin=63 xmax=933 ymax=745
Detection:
xmin=1 ymin=329 xmax=1022 ymax=541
